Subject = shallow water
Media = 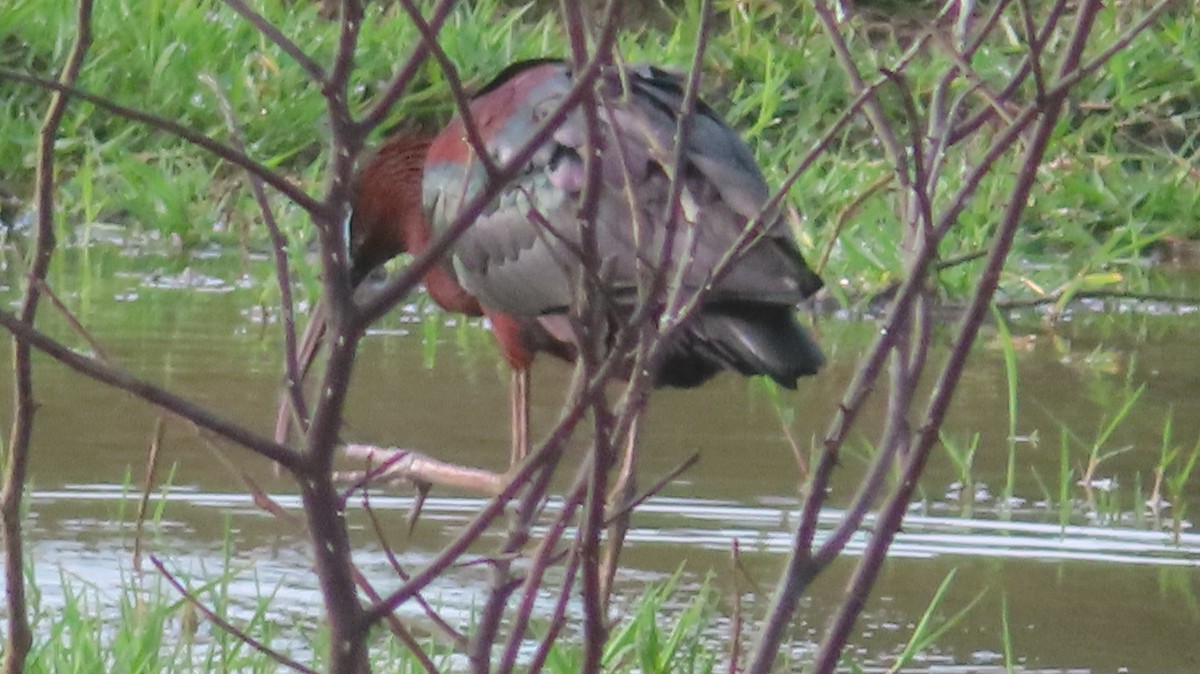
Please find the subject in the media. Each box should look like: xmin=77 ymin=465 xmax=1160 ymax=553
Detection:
xmin=5 ymin=247 xmax=1200 ymax=671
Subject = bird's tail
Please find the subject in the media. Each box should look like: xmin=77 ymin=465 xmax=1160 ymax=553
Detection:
xmin=655 ymin=303 xmax=824 ymax=389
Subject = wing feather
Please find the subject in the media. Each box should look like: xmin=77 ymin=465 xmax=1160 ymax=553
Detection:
xmin=423 ymin=60 xmax=823 ymax=319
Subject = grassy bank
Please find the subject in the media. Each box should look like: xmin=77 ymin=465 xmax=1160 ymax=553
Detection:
xmin=2 ymin=0 xmax=1198 ymax=671
xmin=1 ymin=0 xmax=1196 ymax=305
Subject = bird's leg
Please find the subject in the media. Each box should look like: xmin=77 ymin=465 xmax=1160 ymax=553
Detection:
xmin=600 ymin=412 xmax=640 ymax=602
xmin=509 ymin=366 xmax=531 ymax=468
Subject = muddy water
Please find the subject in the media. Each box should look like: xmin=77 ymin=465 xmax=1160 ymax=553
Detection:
xmin=5 ymin=249 xmax=1200 ymax=671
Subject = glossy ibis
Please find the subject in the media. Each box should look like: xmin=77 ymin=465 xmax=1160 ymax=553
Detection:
xmin=280 ymin=58 xmax=824 ymax=484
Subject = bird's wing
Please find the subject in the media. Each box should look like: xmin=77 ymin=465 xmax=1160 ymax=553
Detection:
xmin=423 ymin=60 xmax=821 ymax=318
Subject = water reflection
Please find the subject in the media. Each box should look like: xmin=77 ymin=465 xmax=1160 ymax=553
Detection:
xmin=4 ymin=250 xmax=1200 ymax=670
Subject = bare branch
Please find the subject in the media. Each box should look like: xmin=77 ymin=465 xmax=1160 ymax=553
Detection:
xmin=358 ymin=0 xmax=457 ymax=131
xmin=151 ymin=556 xmax=317 ymax=673
xmin=0 ymin=308 xmax=303 ymax=473
xmin=397 ymin=0 xmax=499 ymax=178
xmin=201 ymin=73 xmax=310 ymax=455
xmin=222 ymin=0 xmax=326 ymax=82
xmin=3 ymin=3 xmax=94 ymax=668
xmin=0 ymin=68 xmax=325 ymax=217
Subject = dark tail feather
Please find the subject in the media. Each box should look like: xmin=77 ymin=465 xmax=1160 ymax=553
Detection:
xmin=654 ymin=303 xmax=824 ymax=389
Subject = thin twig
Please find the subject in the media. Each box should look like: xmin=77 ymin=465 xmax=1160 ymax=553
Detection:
xmin=360 ymin=492 xmax=467 ymax=647
xmin=0 ymin=308 xmax=303 ymax=472
xmin=222 ymin=0 xmax=326 ymax=82
xmin=603 ymin=452 xmax=700 ymax=526
xmin=358 ymin=0 xmax=457 ymax=131
xmin=132 ymin=417 xmax=165 ymax=575
xmin=151 ymin=556 xmax=317 ymax=673
xmin=350 ymin=566 xmax=442 ymax=674
xmin=28 ymin=275 xmax=110 ymax=362
xmin=2 ymin=3 xmax=93 ymax=668
xmin=0 ymin=68 xmax=324 ymax=216
xmin=808 ymin=4 xmax=1104 ymax=671
xmin=202 ymin=73 xmax=311 ymax=453
xmin=496 ymin=475 xmax=591 ymax=674
xmin=997 ymin=288 xmax=1200 ymax=310
xmin=396 ymin=0 xmax=499 ymax=179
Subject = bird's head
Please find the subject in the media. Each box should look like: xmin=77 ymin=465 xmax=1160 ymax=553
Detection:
xmin=346 ymin=135 xmax=433 ymax=284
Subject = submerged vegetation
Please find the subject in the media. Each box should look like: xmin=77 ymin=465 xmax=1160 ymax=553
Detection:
xmin=0 ymin=0 xmax=1198 ymax=672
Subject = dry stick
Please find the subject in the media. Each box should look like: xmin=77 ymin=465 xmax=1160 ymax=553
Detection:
xmin=358 ymin=333 xmax=660 ymax=631
xmin=338 ymin=444 xmax=509 ymax=496
xmin=201 ymin=438 xmax=308 ymax=530
xmin=929 ymin=31 xmax=1018 ymax=128
xmin=350 ymin=567 xmax=441 ymax=674
xmin=728 ymin=539 xmax=747 ymax=674
xmin=648 ymin=0 xmax=716 ymax=342
xmin=948 ymin=0 xmax=1072 ymax=145
xmin=132 ymin=417 xmax=166 ymax=575
xmin=809 ymin=5 xmax=1106 ymax=672
xmin=524 ymin=544 xmax=584 ymax=674
xmin=799 ymin=58 xmax=1065 ymax=554
xmin=813 ymin=174 xmax=893 ymax=277
xmin=149 ymin=556 xmax=316 ymax=673
xmin=813 ymin=0 xmax=910 ymax=184
xmin=1019 ymin=0 xmax=1053 ymax=102
xmin=809 ymin=21 xmax=1143 ymax=568
xmin=886 ymin=70 xmax=935 ymax=239
xmin=336 ymin=447 xmax=417 ymax=501
xmin=602 ymin=452 xmax=700 ymax=527
xmin=440 ymin=19 xmax=618 ymax=657
xmin=595 ymin=8 xmax=718 ymax=601
xmin=361 ymin=377 xmax=593 ymax=625
xmin=295 ymin=5 xmax=380 ymax=671
xmin=883 ymin=69 xmax=931 ymax=470
xmin=579 ymin=418 xmax=619 ymax=674
xmin=2 ymin=4 xmax=91 ymax=669
xmin=811 ymin=65 xmax=955 ymax=572
xmin=352 ymin=497 xmax=447 ymax=674
xmin=553 ymin=4 xmax=618 ymax=672
xmin=0 ymin=69 xmax=324 ymax=217
xmin=579 ymin=408 xmax=612 ymax=674
xmin=999 ymin=288 xmax=1200 ymax=310
xmin=310 ymin=0 xmax=367 ymax=333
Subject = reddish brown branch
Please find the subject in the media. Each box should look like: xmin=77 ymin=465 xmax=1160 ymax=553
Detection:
xmin=0 ymin=308 xmax=303 ymax=473
xmin=2 ymin=3 xmax=93 ymax=670
xmin=0 ymin=68 xmax=324 ymax=217
xmin=202 ymin=74 xmax=311 ymax=453
xmin=151 ymin=556 xmax=316 ymax=673
xmin=221 ymin=0 xmax=326 ymax=82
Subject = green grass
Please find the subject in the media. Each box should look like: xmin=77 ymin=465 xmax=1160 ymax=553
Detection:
xmin=19 ymin=550 xmax=720 ymax=673
xmin=2 ymin=1 xmax=1199 ymax=670
xmin=2 ymin=0 xmax=1197 ymax=308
